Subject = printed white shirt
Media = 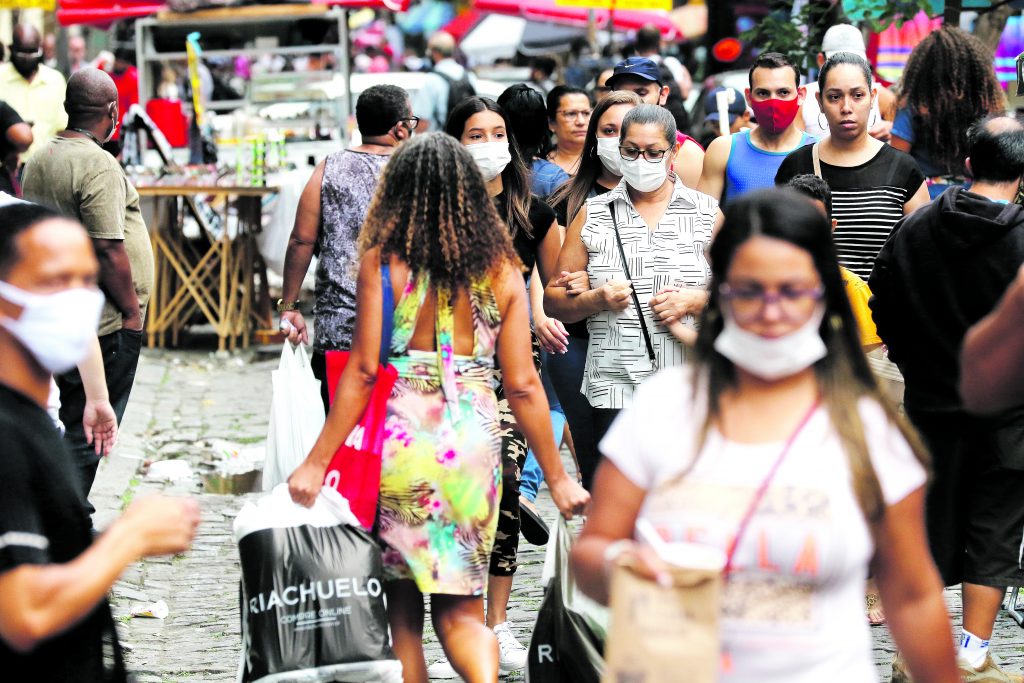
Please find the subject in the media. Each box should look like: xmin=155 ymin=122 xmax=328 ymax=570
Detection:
xmin=580 ymin=178 xmax=717 ymax=409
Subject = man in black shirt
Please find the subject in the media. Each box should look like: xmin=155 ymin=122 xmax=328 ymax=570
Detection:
xmin=0 ymin=100 xmax=32 ymax=195
xmin=0 ymin=203 xmax=200 ymax=681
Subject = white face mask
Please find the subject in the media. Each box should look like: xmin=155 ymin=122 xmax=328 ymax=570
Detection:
xmin=467 ymin=141 xmax=511 ymax=182
xmin=713 ymin=306 xmax=827 ymax=381
xmin=596 ymin=136 xmax=622 ymax=176
xmin=620 ymin=155 xmax=669 ymax=193
xmin=0 ymin=280 xmax=104 ymax=374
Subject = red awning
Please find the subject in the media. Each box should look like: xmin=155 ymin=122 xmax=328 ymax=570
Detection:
xmin=472 ymin=0 xmax=681 ymax=40
xmin=442 ymin=8 xmax=485 ymax=41
xmin=58 ymin=0 xmax=411 ymax=27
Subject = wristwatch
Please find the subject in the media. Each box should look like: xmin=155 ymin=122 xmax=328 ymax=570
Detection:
xmin=276 ymin=298 xmax=301 ymax=313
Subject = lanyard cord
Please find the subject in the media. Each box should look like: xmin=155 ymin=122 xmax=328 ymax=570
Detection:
xmin=723 ymin=397 xmax=822 ymax=577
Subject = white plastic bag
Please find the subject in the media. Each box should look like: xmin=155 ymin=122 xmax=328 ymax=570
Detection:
xmin=263 ymin=344 xmax=326 ymax=491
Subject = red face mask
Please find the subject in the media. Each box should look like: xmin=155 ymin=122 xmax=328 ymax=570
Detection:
xmin=749 ymin=97 xmax=800 ymax=135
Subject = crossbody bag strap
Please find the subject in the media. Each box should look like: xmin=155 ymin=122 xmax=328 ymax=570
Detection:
xmin=607 ymin=203 xmax=657 ymax=364
xmin=379 ymin=262 xmax=395 ymax=366
xmin=811 ymin=142 xmax=822 ymax=179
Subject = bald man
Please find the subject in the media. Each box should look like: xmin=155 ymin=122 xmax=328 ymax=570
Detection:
xmin=0 ymin=24 xmax=67 ymax=162
xmin=22 ymin=68 xmax=153 ymax=522
xmin=411 ymin=30 xmax=477 ymax=131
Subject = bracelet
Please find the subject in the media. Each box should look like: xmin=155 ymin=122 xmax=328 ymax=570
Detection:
xmin=276 ymin=298 xmax=301 ymax=313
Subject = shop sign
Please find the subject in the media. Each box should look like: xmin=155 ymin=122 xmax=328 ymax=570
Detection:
xmin=554 ymin=0 xmax=672 ymax=10
xmin=0 ymin=0 xmax=56 ymax=8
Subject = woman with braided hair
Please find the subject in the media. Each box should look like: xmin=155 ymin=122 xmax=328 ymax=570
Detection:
xmin=287 ymin=132 xmax=588 ymax=683
xmin=892 ymin=26 xmax=1005 ymax=199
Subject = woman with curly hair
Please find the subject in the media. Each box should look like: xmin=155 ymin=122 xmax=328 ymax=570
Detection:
xmin=892 ymin=26 xmax=1005 ymax=199
xmin=287 ymin=133 xmax=588 ymax=683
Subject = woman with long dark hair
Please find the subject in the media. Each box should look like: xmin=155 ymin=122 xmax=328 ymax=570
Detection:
xmin=891 ymin=26 xmax=1005 ymax=199
xmin=571 ymin=188 xmax=960 ymax=683
xmin=775 ymin=53 xmax=929 ymax=281
xmin=287 ymin=133 xmax=587 ymax=683
xmin=439 ymin=97 xmax=587 ymax=677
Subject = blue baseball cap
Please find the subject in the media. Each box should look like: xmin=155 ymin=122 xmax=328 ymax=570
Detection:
xmin=703 ymin=87 xmax=747 ymax=123
xmin=606 ymin=57 xmax=662 ymax=89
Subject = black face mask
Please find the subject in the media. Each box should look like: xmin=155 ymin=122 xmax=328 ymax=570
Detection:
xmin=11 ymin=53 xmax=40 ymax=79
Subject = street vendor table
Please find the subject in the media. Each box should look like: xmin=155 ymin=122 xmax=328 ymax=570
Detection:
xmin=136 ymin=183 xmax=277 ymax=351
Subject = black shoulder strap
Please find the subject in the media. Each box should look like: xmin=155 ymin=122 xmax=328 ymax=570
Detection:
xmin=607 ymin=204 xmax=657 ymax=364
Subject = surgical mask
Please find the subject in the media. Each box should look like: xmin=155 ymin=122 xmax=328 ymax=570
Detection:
xmin=713 ymin=306 xmax=827 ymax=381
xmin=620 ymin=155 xmax=668 ymax=193
xmin=596 ymin=137 xmax=622 ymax=176
xmin=467 ymin=141 xmax=511 ymax=182
xmin=0 ymin=280 xmax=104 ymax=374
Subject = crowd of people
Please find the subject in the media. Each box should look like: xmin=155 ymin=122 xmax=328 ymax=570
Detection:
xmin=3 ymin=15 xmax=1024 ymax=683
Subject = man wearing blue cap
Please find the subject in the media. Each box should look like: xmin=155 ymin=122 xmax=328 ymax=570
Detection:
xmin=696 ymin=86 xmax=750 ymax=148
xmin=697 ymin=52 xmax=815 ymax=206
xmin=606 ymin=56 xmax=705 ymax=188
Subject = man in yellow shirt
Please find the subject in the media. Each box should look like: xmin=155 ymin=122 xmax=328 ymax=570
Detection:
xmin=786 ymin=174 xmax=882 ymax=350
xmin=0 ymin=24 xmax=68 ymax=163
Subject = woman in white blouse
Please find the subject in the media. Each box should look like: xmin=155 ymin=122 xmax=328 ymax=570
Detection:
xmin=570 ymin=189 xmax=959 ymax=683
xmin=544 ymin=104 xmax=721 ymax=441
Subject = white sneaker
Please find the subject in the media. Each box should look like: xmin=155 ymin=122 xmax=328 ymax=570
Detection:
xmin=427 ymin=657 xmax=460 ymax=680
xmin=494 ymin=621 xmax=528 ymax=673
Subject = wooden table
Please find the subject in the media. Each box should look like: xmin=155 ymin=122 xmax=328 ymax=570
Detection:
xmin=136 ymin=184 xmax=277 ymax=351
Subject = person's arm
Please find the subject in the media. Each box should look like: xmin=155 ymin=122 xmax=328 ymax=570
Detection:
xmin=5 ymin=122 xmax=32 ymax=154
xmin=961 ymin=265 xmax=1024 ymax=413
xmin=903 ymin=181 xmax=930 ymax=216
xmin=890 ymin=136 xmax=911 ymax=153
xmin=695 ymin=135 xmax=729 ymax=202
xmin=571 ymin=459 xmax=669 ymax=605
xmin=543 ymin=206 xmax=631 ymax=323
xmin=279 ymin=161 xmax=325 ymax=346
xmin=495 ymin=263 xmax=589 ymax=516
xmin=674 ymin=139 xmax=704 ymax=190
xmin=92 ymin=239 xmax=142 ymax=330
xmin=288 ymin=249 xmax=387 ymax=507
xmin=872 ymin=488 xmax=960 ymax=683
xmin=0 ymin=495 xmax=199 ymax=653
xmin=81 ymin=172 xmax=141 ymax=330
xmin=532 ymin=217 xmax=570 ymax=353
xmin=79 ymin=336 xmax=117 ymax=456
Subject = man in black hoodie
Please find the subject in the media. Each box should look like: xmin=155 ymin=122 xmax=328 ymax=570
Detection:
xmin=871 ymin=115 xmax=1024 ymax=683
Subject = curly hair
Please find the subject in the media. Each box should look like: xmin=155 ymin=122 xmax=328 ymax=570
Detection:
xmin=359 ymin=133 xmax=519 ymax=290
xmin=898 ymin=26 xmax=1005 ymax=176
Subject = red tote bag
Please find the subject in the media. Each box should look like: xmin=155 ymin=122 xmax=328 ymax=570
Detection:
xmin=321 ymin=264 xmax=398 ymax=531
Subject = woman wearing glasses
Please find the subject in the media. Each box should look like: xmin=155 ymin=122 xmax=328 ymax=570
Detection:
xmin=546 ymin=85 xmax=591 ymax=175
xmin=544 ymin=103 xmax=721 ymax=445
xmin=571 ymin=188 xmax=960 ymax=683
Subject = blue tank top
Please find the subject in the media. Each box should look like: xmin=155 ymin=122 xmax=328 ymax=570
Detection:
xmin=723 ymin=130 xmax=816 ymax=206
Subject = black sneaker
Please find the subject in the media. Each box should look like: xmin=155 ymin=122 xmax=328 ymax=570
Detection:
xmin=519 ymin=496 xmax=549 ymax=545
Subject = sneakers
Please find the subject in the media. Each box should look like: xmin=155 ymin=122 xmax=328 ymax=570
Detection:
xmin=494 ymin=621 xmax=528 ymax=673
xmin=425 ymin=623 xmax=527 ymax=679
xmin=891 ymin=650 xmax=1024 ymax=683
xmin=959 ymin=653 xmax=1024 ymax=683
xmin=519 ymin=496 xmax=549 ymax=546
xmin=426 ymin=658 xmax=460 ymax=680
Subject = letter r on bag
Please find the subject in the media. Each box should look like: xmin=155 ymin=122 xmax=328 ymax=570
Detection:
xmin=538 ymin=644 xmax=554 ymax=664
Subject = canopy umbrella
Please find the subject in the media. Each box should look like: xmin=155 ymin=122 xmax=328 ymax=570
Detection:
xmin=460 ymin=14 xmax=599 ymax=63
xmin=57 ymin=0 xmax=412 ymax=26
xmin=472 ymin=0 xmax=681 ymax=40
xmin=442 ymin=8 xmax=485 ymax=41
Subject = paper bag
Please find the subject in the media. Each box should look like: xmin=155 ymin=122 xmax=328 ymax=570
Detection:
xmin=602 ymin=559 xmax=722 ymax=683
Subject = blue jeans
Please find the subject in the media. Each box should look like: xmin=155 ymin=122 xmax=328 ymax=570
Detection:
xmin=521 ymin=350 xmax=566 ymax=501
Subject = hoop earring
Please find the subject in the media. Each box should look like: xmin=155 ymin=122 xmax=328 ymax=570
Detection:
xmin=868 ymin=112 xmax=877 ymax=128
xmin=829 ymin=314 xmax=843 ymax=332
xmin=817 ymin=112 xmax=827 ymax=130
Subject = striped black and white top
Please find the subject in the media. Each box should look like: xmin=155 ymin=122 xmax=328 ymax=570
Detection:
xmin=580 ymin=178 xmax=718 ymax=409
xmin=775 ymin=144 xmax=925 ymax=280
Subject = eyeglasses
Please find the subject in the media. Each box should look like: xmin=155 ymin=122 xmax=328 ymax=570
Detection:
xmin=396 ymin=116 xmax=420 ymax=131
xmin=557 ymin=109 xmax=592 ymax=121
xmin=619 ymin=146 xmax=672 ymax=163
xmin=718 ymin=283 xmax=824 ymax=323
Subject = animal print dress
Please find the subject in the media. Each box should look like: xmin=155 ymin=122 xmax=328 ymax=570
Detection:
xmin=377 ymin=271 xmax=503 ymax=596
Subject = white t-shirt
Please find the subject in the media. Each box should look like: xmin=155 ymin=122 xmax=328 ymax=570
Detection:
xmin=600 ymin=366 xmax=926 ymax=683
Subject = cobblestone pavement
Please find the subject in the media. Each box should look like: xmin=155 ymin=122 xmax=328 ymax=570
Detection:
xmin=92 ymin=348 xmax=1024 ymax=682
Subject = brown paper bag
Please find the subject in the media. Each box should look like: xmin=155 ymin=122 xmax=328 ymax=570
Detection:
xmin=602 ymin=558 xmax=722 ymax=683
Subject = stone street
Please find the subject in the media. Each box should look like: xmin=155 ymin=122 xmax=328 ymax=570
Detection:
xmin=92 ymin=347 xmax=1024 ymax=682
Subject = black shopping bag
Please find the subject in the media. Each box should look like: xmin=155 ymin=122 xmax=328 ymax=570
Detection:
xmin=527 ymin=518 xmax=606 ymax=683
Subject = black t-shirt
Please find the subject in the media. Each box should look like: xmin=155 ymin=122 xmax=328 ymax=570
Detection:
xmin=775 ymin=144 xmax=925 ymax=280
xmin=0 ymin=385 xmax=126 ymax=682
xmin=551 ymin=183 xmax=614 ymax=339
xmin=0 ymin=101 xmax=23 ymax=195
xmin=495 ymin=192 xmax=555 ymax=277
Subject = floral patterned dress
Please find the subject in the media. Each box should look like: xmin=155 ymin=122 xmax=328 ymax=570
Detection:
xmin=377 ymin=271 xmax=503 ymax=595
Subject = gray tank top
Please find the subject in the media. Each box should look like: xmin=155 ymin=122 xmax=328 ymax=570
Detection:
xmin=313 ymin=149 xmax=389 ymax=351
